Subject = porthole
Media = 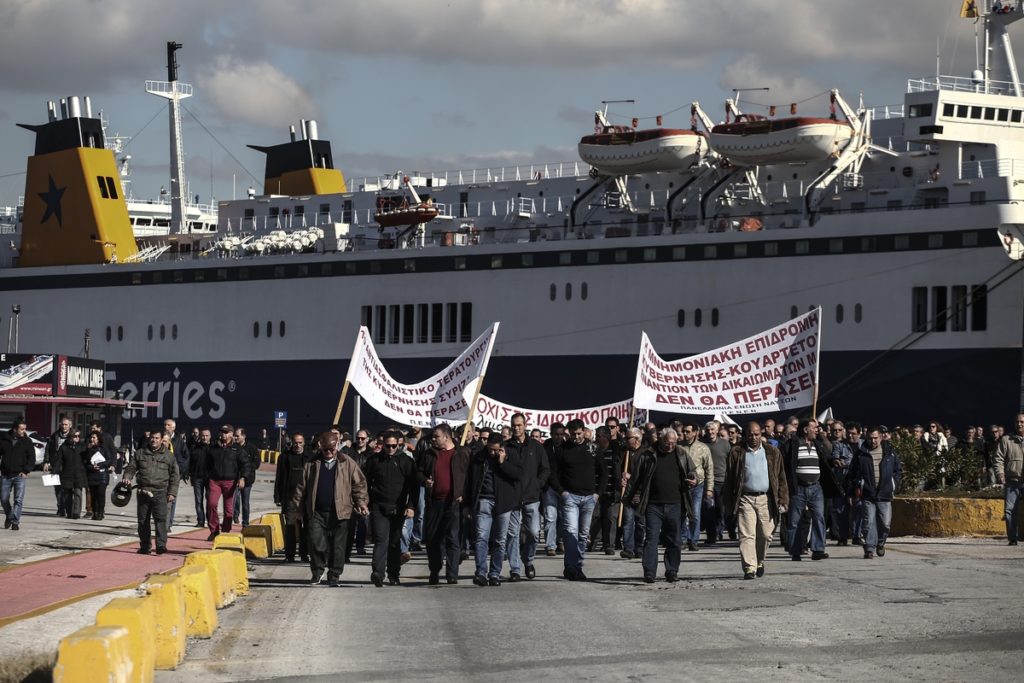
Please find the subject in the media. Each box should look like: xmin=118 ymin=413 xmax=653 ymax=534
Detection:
xmin=117 ymin=326 xmax=123 ymax=341
xmin=549 ymin=284 xmax=556 ymax=301
xmin=565 ymin=283 xmax=572 ymax=301
xmin=575 ymin=188 xmax=581 ymax=195
xmin=266 ymin=321 xmax=272 ymax=337
xmin=147 ymin=325 xmax=153 ymax=341
xmin=172 ymin=324 xmax=178 ymax=340
xmin=854 ymin=304 xmax=863 ymax=323
xmin=105 ymin=326 xmax=111 ymax=342
xmin=253 ymin=322 xmax=259 ymax=338
xmin=581 ymin=283 xmax=588 ymax=300
xmin=836 ymin=304 xmax=844 ymax=324
xmin=677 ymin=309 xmax=686 ymax=327
xmin=159 ymin=324 xmax=166 ymax=340
xmin=711 ymin=308 xmax=719 ymax=327
xmin=280 ymin=321 xmax=286 ymax=337
xmin=694 ymin=309 xmax=703 ymax=327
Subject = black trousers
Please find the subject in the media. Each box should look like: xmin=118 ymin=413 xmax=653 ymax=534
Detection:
xmin=89 ymin=483 xmax=107 ymax=517
xmin=423 ymin=498 xmax=461 ymax=580
xmin=138 ymin=489 xmax=169 ymax=550
xmin=345 ymin=514 xmax=367 ymax=560
xmin=370 ymin=507 xmax=405 ymax=579
xmin=589 ymin=495 xmax=618 ymax=550
xmin=307 ymin=509 xmax=349 ymax=579
xmin=283 ymin=501 xmax=308 ymax=561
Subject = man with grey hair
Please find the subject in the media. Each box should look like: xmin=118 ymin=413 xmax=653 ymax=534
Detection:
xmin=617 ymin=427 xmax=646 ymax=559
xmin=679 ymin=422 xmax=713 ymax=551
xmin=702 ymin=419 xmax=732 ymax=544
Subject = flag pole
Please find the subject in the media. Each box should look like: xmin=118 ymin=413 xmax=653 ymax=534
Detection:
xmin=617 ymin=450 xmax=632 ymax=528
xmin=459 ymin=375 xmax=486 ymax=447
xmin=811 ymin=306 xmax=823 ymax=418
xmin=333 ymin=328 xmax=366 ymax=426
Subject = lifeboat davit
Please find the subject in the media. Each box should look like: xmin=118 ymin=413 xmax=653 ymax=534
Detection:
xmin=578 ymin=125 xmax=705 ymax=174
xmin=374 ymin=201 xmax=439 ymax=228
xmin=709 ymin=115 xmax=853 ymax=165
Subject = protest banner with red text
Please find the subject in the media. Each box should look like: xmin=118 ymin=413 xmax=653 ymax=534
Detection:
xmin=472 ymin=395 xmax=647 ymax=440
xmin=633 ymin=308 xmax=821 ymax=414
xmin=344 ymin=322 xmax=499 ymax=427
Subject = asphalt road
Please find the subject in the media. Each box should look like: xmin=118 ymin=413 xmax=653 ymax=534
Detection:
xmin=158 ymin=534 xmax=1024 ymax=682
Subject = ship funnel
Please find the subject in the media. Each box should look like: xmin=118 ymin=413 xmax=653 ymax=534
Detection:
xmin=305 ymin=119 xmax=318 ymax=141
xmin=84 ymin=96 xmax=92 ymax=119
xmin=67 ymin=96 xmax=81 ymax=119
xmin=59 ymin=98 xmax=68 ymax=120
xmin=47 ymin=101 xmax=57 ymax=123
xmin=299 ymin=119 xmax=308 ymax=140
xmin=289 ymin=125 xmax=296 ymax=142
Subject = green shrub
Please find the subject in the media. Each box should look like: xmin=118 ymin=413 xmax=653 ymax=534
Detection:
xmin=891 ymin=432 xmax=985 ymax=493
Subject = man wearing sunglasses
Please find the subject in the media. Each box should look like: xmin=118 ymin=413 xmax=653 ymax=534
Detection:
xmin=364 ymin=431 xmax=419 ymax=586
xmin=417 ymin=423 xmax=471 ymax=584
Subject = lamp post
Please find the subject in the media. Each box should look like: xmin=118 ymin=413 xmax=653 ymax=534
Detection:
xmin=7 ymin=304 xmax=20 ymax=353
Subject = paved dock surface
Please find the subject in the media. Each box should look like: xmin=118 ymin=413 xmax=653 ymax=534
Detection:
xmin=158 ymin=535 xmax=1024 ymax=682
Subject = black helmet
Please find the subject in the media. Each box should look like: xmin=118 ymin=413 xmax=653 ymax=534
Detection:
xmin=111 ymin=482 xmax=133 ymax=507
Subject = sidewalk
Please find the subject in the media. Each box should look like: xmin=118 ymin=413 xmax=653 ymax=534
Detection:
xmin=0 ymin=471 xmax=278 ymax=626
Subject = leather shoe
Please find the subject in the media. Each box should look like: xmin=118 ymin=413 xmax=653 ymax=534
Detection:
xmin=206 ymin=532 xmax=218 ymax=541
xmin=620 ymin=550 xmax=634 ymax=559
xmin=545 ymin=548 xmax=556 ymax=557
xmin=428 ymin=573 xmax=440 ymax=585
xmin=10 ymin=523 xmax=18 ymax=531
xmin=811 ymin=551 xmax=829 ymax=560
xmin=155 ymin=547 xmax=167 ymax=555
xmin=388 ymin=576 xmax=401 ymax=586
xmin=310 ymin=573 xmax=324 ymax=585
xmin=603 ymin=548 xmax=615 ymax=555
xmin=576 ymin=571 xmax=588 ymax=582
xmin=756 ymin=563 xmax=765 ymax=577
xmin=487 ymin=577 xmax=501 ymax=587
xmin=328 ymin=577 xmax=340 ymax=587
xmin=643 ymin=575 xmax=655 ymax=584
xmin=864 ymin=551 xmax=874 ymax=559
xmin=137 ymin=547 xmax=150 ymax=554
xmin=1009 ymin=540 xmax=1019 ymax=546
xmin=508 ymin=572 xmax=521 ymax=582
xmin=837 ymin=539 xmax=848 ymax=546
xmin=743 ymin=571 xmax=756 ymax=580
xmin=370 ymin=572 xmax=384 ymax=587
xmin=400 ymin=552 xmax=412 ymax=564
xmin=876 ymin=545 xmax=886 ymax=557
xmin=446 ymin=578 xmax=458 ymax=584
xmin=791 ymin=555 xmax=802 ymax=561
xmin=687 ymin=542 xmax=699 ymax=552
xmin=4 ymin=518 xmax=11 ymax=529
xmin=562 ymin=568 xmax=577 ymax=581
xmin=525 ymin=565 xmax=536 ymax=580
xmin=473 ymin=575 xmax=488 ymax=587
xmin=665 ymin=572 xmax=678 ymax=583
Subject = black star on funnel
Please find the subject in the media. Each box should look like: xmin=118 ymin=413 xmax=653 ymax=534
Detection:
xmin=38 ymin=174 xmax=66 ymax=227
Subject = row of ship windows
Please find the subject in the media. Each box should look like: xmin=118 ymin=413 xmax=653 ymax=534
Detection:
xmin=550 ymin=283 xmax=588 ymax=301
xmin=96 ymin=176 xmax=119 ymax=200
xmin=911 ymin=285 xmax=988 ymax=333
xmin=677 ymin=309 xmax=720 ymax=328
xmin=791 ymin=304 xmax=864 ymax=325
xmin=936 ymin=101 xmax=1024 ymax=124
xmin=104 ymin=325 xmax=178 ymax=342
xmin=254 ymin=321 xmax=287 ymax=338
xmin=361 ymin=303 xmax=473 ymax=345
xmin=118 ymin=230 xmax=986 ymax=287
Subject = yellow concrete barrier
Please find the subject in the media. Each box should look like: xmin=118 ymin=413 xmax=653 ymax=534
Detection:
xmin=891 ymin=496 xmax=1005 ymax=537
xmin=259 ymin=512 xmax=285 ymax=552
xmin=214 ymin=547 xmax=249 ymax=597
xmin=53 ymin=625 xmax=133 ymax=683
xmin=175 ymin=565 xmax=218 ymax=637
xmin=95 ymin=596 xmax=156 ymax=683
xmin=139 ymin=574 xmax=186 ymax=669
xmin=213 ymin=532 xmax=245 ymax=553
xmin=242 ymin=524 xmax=274 ymax=558
xmin=184 ymin=550 xmax=235 ymax=608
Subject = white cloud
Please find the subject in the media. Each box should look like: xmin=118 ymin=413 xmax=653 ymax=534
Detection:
xmin=196 ymin=56 xmax=319 ymax=129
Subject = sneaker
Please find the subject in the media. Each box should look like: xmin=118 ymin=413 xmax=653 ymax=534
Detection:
xmin=472 ymin=575 xmax=488 ymax=587
xmin=370 ymin=572 xmax=384 ymax=587
xmin=744 ymin=571 xmax=756 ymax=580
xmin=327 ymin=577 xmax=340 ymax=587
xmin=508 ymin=572 xmax=521 ymax=583
xmin=852 ymin=536 xmax=863 ymax=545
xmin=643 ymin=575 xmax=655 ymax=584
xmin=525 ymin=565 xmax=536 ymax=580
xmin=10 ymin=523 xmax=18 ymax=531
xmin=487 ymin=577 xmax=501 ymax=587
xmin=429 ymin=573 xmax=440 ymax=585
xmin=811 ymin=551 xmax=829 ymax=561
xmin=155 ymin=547 xmax=167 ymax=555
xmin=864 ymin=551 xmax=874 ymax=559
xmin=665 ymin=572 xmax=679 ymax=583
xmin=310 ymin=573 xmax=324 ymax=585
xmin=620 ymin=550 xmax=635 ymax=560
xmin=546 ymin=548 xmax=557 ymax=557
xmin=756 ymin=563 xmax=765 ymax=577
xmin=400 ymin=552 xmax=412 ymax=564
xmin=876 ymin=545 xmax=885 ymax=557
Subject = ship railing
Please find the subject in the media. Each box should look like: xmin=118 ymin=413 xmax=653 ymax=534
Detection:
xmin=865 ymin=104 xmax=904 ymax=119
xmin=908 ymin=75 xmax=1021 ymax=96
xmin=128 ymin=195 xmax=219 ymax=215
xmin=959 ymin=157 xmax=1024 ymax=179
xmin=350 ymin=161 xmax=588 ymax=190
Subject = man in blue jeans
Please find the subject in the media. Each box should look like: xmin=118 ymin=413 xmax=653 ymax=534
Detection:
xmin=621 ymin=427 xmax=696 ymax=583
xmin=1 ymin=418 xmax=35 ymax=531
xmin=541 ymin=423 xmax=567 ymax=555
xmin=549 ymin=419 xmax=607 ymax=581
xmin=781 ymin=418 xmax=840 ymax=561
xmin=465 ymin=434 xmax=523 ymax=586
xmin=504 ymin=413 xmax=550 ymax=581
xmin=993 ymin=414 xmax=1024 ymax=545
xmin=847 ymin=427 xmax=902 ymax=558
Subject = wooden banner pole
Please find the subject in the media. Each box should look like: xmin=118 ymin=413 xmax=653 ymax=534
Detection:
xmin=459 ymin=376 xmax=487 ymax=446
xmin=332 ymin=380 xmax=350 ymax=426
xmin=617 ymin=450 xmax=632 ymax=528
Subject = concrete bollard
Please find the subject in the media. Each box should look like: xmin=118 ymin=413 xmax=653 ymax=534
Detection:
xmin=139 ymin=574 xmax=186 ymax=669
xmin=212 ymin=532 xmax=245 ymax=553
xmin=242 ymin=524 xmax=274 ymax=558
xmin=175 ymin=565 xmax=218 ymax=637
xmin=53 ymin=625 xmax=133 ymax=683
xmin=94 ymin=596 xmax=157 ymax=683
xmin=213 ymin=547 xmax=249 ymax=597
xmin=183 ymin=550 xmax=235 ymax=608
xmin=258 ymin=512 xmax=285 ymax=552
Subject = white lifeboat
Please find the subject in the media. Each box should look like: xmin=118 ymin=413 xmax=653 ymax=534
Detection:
xmin=709 ymin=115 xmax=853 ymax=165
xmin=578 ymin=125 xmax=705 ymax=174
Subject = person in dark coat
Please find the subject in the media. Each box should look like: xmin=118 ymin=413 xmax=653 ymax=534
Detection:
xmin=779 ymin=418 xmax=840 ymax=561
xmin=189 ymin=429 xmax=211 ymax=528
xmin=364 ymin=430 xmax=419 ymax=586
xmin=83 ymin=432 xmax=113 ymax=520
xmin=275 ymin=432 xmax=312 ymax=562
xmin=52 ymin=430 xmax=87 ymax=519
xmin=464 ymin=433 xmax=524 ymax=586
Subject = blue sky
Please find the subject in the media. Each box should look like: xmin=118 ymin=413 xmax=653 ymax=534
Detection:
xmin=0 ymin=0 xmax=990 ymax=205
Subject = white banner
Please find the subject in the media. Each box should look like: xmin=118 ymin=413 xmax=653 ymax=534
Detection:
xmin=633 ymin=308 xmax=821 ymax=415
xmin=345 ymin=322 xmax=500 ymax=427
xmin=472 ymin=395 xmax=648 ymax=440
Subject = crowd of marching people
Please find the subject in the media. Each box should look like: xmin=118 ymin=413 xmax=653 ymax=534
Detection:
xmin=3 ymin=411 xmax=1021 ymax=587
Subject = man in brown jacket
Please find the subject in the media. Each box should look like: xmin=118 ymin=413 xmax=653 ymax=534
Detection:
xmin=290 ymin=431 xmax=369 ymax=586
xmin=724 ymin=422 xmax=789 ymax=580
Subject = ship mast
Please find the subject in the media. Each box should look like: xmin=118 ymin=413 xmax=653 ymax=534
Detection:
xmin=145 ymin=42 xmax=192 ymax=235
xmin=979 ymin=3 xmax=1023 ymax=96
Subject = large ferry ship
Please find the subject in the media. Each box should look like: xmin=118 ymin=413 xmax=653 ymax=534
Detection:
xmin=2 ymin=6 xmax=1024 ymax=435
